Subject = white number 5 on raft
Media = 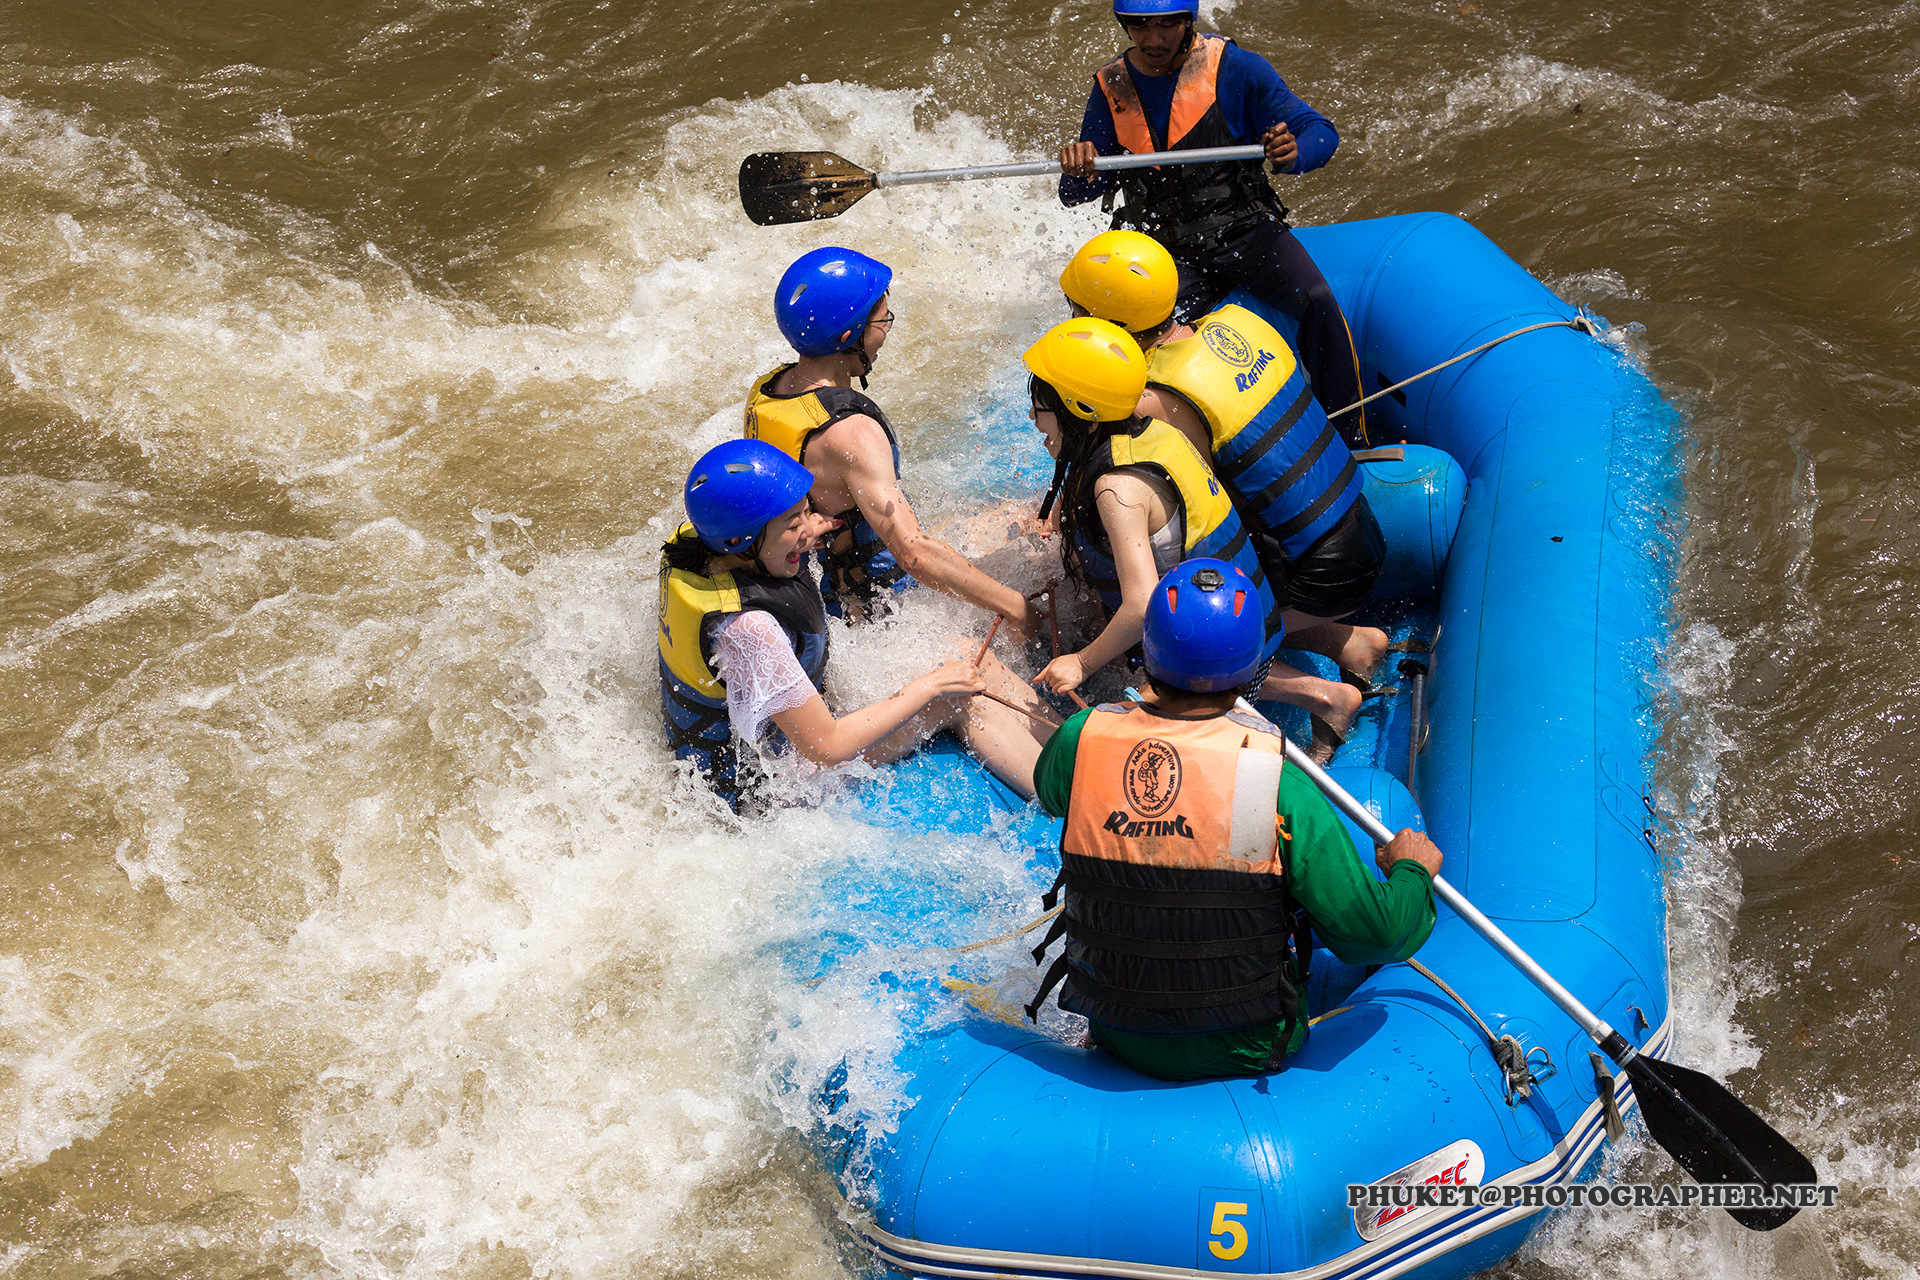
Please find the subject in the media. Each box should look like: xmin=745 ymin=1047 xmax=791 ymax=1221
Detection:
xmin=1198 ymin=1191 xmax=1259 ymax=1268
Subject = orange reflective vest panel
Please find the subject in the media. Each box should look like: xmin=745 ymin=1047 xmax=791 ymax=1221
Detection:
xmin=1030 ymin=702 xmax=1307 ymax=1041
xmin=1064 ymin=701 xmax=1286 ymax=874
xmin=1095 ymin=32 xmax=1229 ymax=157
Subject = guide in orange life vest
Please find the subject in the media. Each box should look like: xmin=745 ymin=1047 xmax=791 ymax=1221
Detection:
xmin=1056 ymin=2 xmax=1371 ymax=449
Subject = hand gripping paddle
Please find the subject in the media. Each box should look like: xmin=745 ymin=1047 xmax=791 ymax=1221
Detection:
xmin=1276 ymin=734 xmax=1818 ymax=1230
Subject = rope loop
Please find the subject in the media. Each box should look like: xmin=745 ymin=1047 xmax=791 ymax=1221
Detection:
xmin=1329 ymin=312 xmax=1603 ymax=423
xmin=1408 ymin=957 xmax=1554 ymax=1107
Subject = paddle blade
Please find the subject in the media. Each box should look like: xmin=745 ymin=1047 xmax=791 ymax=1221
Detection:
xmin=738 ymin=151 xmax=877 ymax=225
xmin=1626 ymin=1054 xmax=1817 ymax=1230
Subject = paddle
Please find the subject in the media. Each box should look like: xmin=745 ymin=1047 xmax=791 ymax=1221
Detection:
xmin=739 ymin=144 xmax=1266 ymax=226
xmin=1272 ymin=733 xmax=1818 ymax=1230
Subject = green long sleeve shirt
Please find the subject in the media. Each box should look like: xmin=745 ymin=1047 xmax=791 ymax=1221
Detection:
xmin=1032 ymin=705 xmax=1436 ymax=1079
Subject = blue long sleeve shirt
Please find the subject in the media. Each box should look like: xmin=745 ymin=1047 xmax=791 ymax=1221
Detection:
xmin=1060 ymin=41 xmax=1338 ymax=208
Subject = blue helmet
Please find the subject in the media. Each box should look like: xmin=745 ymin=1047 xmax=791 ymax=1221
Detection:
xmin=774 ymin=247 xmax=894 ymax=359
xmin=1142 ymin=559 xmax=1271 ymax=692
xmin=684 ymin=439 xmax=813 ymax=556
xmin=1113 ymin=0 xmax=1195 ymax=16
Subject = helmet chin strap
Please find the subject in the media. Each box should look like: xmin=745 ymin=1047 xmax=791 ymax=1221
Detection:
xmin=835 ymin=338 xmax=874 ymax=390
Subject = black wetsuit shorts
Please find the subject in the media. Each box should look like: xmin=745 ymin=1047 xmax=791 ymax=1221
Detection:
xmin=1284 ymin=494 xmax=1384 ymax=620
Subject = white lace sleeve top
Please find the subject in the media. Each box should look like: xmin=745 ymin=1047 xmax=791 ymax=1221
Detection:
xmin=708 ymin=610 xmax=821 ymax=746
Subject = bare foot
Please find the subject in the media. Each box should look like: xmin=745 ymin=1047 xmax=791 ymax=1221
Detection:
xmin=1258 ymin=663 xmax=1363 ymax=737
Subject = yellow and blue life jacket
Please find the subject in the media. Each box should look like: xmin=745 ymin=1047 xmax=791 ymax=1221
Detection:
xmin=1066 ymin=417 xmax=1284 ymax=660
xmin=1146 ymin=297 xmax=1361 ymax=561
xmin=744 ymin=367 xmax=914 ymax=616
xmin=658 ymin=525 xmax=829 ymax=809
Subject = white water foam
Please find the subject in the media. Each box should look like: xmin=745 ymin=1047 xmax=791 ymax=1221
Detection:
xmin=0 ymin=78 xmax=1094 ymax=1278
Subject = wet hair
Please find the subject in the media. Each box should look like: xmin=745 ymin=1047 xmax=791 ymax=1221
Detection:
xmin=1031 ymin=373 xmax=1150 ymax=587
xmin=662 ymin=530 xmax=715 ymax=576
xmin=1134 ymin=315 xmax=1179 ymax=348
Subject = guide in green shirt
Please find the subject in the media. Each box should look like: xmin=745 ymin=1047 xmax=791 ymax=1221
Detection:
xmin=1032 ymin=699 xmax=1442 ymax=1081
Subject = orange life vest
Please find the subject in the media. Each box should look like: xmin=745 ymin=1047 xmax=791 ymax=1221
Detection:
xmin=1063 ymin=701 xmax=1285 ymax=873
xmin=1028 ymin=702 xmax=1311 ymax=1043
xmin=1089 ymin=34 xmax=1282 ymax=248
xmin=1096 ymin=30 xmax=1230 ymax=156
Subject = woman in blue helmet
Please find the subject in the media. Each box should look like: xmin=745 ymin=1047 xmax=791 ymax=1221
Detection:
xmin=745 ymin=246 xmax=1041 ymax=634
xmin=659 ymin=440 xmax=1052 ymax=809
xmin=1025 ymin=558 xmax=1443 ymax=1080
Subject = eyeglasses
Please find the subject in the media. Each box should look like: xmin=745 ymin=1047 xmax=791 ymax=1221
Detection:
xmin=1118 ymin=15 xmax=1190 ymax=33
xmin=866 ymin=310 xmax=896 ymax=330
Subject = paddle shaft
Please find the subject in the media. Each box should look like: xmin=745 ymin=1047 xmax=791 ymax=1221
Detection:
xmin=873 ymin=144 xmax=1267 ymax=190
xmin=1274 ymin=734 xmax=1634 ymax=1064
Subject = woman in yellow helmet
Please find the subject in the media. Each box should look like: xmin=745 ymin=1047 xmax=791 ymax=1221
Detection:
xmin=1058 ymin=230 xmax=1392 ymax=744
xmin=1022 ymin=317 xmax=1283 ymax=698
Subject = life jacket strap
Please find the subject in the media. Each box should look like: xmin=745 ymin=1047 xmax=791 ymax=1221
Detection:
xmin=1068 ymin=919 xmax=1290 ymax=961
xmin=1272 ymin=452 xmax=1359 ymax=543
xmin=1060 ymin=867 xmax=1289 ymax=910
xmin=1031 ymin=910 xmax=1070 ymax=963
xmin=1066 ymin=969 xmax=1280 ymax=1013
xmin=1025 ymin=953 xmax=1073 ymax=1022
xmin=1214 ymin=381 xmax=1315 ymax=486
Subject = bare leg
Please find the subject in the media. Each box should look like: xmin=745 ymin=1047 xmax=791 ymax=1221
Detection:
xmin=1280 ymin=611 xmax=1390 ymax=679
xmin=855 ymin=653 xmax=1054 ymax=799
xmin=858 ymin=697 xmax=967 ymax=768
xmin=1257 ymin=660 xmax=1362 ymax=745
xmin=959 ymin=653 xmax=1057 ymax=800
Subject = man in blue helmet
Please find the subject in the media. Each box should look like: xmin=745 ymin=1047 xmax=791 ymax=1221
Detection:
xmin=1025 ymin=559 xmax=1441 ymax=1079
xmin=1056 ymin=2 xmax=1371 ymax=448
xmin=746 ymin=247 xmax=1042 ymax=632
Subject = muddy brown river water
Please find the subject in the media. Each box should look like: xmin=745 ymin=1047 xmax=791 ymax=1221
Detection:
xmin=1 ymin=1 xmax=1916 ymax=1277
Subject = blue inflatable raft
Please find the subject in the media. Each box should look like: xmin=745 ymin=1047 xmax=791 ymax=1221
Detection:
xmin=792 ymin=212 xmax=1678 ymax=1280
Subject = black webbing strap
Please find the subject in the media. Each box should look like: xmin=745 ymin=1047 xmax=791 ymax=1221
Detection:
xmin=1068 ymin=920 xmax=1289 ymax=960
xmin=1263 ymin=902 xmax=1315 ymax=1071
xmin=1025 ymin=953 xmax=1072 ymax=1022
xmin=1030 ymin=911 xmax=1069 ymax=963
xmin=1217 ymin=382 xmax=1314 ymax=486
xmin=1274 ymin=454 xmax=1360 ymax=543
xmin=1245 ymin=414 xmax=1336 ymax=512
xmin=1059 ymin=868 xmax=1288 ymax=910
xmin=1067 ymin=970 xmax=1278 ymax=1013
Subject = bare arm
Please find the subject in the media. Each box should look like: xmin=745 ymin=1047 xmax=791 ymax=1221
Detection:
xmin=822 ymin=415 xmax=1041 ymax=635
xmin=1033 ymin=473 xmax=1165 ymax=694
xmin=771 ymin=659 xmax=985 ymax=766
xmin=1137 ymin=388 xmax=1213 ymax=461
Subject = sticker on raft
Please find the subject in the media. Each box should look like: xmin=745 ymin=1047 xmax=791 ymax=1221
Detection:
xmin=1352 ymin=1138 xmax=1486 ymax=1241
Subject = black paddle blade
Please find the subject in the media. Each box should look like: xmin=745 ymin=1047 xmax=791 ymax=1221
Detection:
xmin=1625 ymin=1053 xmax=1817 ymax=1230
xmin=738 ymin=151 xmax=876 ymax=226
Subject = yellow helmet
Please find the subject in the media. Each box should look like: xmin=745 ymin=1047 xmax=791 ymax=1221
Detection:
xmin=1058 ymin=230 xmax=1178 ymax=332
xmin=1022 ymin=317 xmax=1148 ymax=423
